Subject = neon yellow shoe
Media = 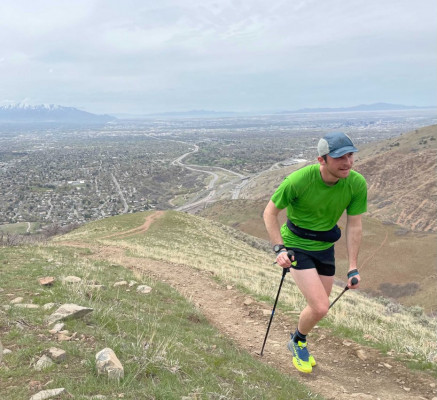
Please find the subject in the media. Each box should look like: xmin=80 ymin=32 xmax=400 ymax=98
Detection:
xmin=309 ymin=354 xmax=316 ymax=367
xmin=287 ymin=337 xmax=313 ymax=373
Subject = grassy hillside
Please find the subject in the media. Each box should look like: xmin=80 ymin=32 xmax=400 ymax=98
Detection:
xmin=0 ymin=220 xmax=321 ymax=400
xmin=1 ymin=210 xmax=436 ymax=399
xmin=54 ymin=211 xmax=436 ymax=362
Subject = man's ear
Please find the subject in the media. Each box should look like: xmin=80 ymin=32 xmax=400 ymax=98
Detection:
xmin=317 ymin=156 xmax=326 ymax=165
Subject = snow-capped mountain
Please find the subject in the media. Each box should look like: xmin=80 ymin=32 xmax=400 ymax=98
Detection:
xmin=0 ymin=103 xmax=116 ymax=123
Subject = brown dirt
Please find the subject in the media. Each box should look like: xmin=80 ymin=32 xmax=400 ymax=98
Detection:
xmin=58 ymin=211 xmax=437 ymax=400
xmin=101 ymin=210 xmax=165 ymax=239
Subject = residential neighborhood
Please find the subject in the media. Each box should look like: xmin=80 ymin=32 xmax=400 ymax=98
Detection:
xmin=1 ymin=109 xmax=435 ymax=230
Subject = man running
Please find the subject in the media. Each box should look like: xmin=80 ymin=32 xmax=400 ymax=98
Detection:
xmin=263 ymin=132 xmax=367 ymax=373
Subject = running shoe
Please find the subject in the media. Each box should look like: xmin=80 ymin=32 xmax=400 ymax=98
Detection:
xmin=289 ymin=334 xmax=316 ymax=366
xmin=287 ymin=335 xmax=313 ymax=373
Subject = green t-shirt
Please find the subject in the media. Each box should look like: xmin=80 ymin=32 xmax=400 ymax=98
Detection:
xmin=271 ymin=164 xmax=367 ymax=251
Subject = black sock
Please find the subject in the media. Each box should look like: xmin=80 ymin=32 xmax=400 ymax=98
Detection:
xmin=293 ymin=329 xmax=307 ymax=343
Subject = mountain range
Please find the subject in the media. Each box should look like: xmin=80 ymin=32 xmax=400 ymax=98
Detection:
xmin=1 ymin=102 xmax=435 ymax=122
xmin=117 ymin=103 xmax=436 ymax=119
xmin=282 ymin=102 xmax=436 ymax=114
xmin=0 ymin=104 xmax=116 ymax=123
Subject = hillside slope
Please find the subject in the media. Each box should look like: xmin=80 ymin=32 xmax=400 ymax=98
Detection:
xmin=355 ymin=124 xmax=437 ymax=232
xmin=2 ymin=210 xmax=435 ymax=399
xmin=51 ymin=210 xmax=436 ymax=400
xmin=0 ymin=212 xmax=320 ymax=400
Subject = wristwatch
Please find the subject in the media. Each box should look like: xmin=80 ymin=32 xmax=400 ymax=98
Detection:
xmin=273 ymin=244 xmax=286 ymax=254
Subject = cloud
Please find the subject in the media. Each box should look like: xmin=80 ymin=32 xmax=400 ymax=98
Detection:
xmin=0 ymin=0 xmax=435 ymax=113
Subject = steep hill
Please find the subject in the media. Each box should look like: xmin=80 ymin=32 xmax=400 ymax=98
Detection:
xmin=355 ymin=125 xmax=437 ymax=232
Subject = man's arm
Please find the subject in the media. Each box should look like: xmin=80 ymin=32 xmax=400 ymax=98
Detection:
xmin=346 ymin=213 xmax=363 ymax=287
xmin=263 ymin=200 xmax=291 ymax=267
xmin=263 ymin=200 xmax=284 ymax=244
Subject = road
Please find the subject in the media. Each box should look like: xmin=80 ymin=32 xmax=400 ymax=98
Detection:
xmin=171 ymin=144 xmax=308 ymax=212
xmin=171 ymin=144 xmax=248 ymax=212
xmin=111 ymin=173 xmax=129 ymax=214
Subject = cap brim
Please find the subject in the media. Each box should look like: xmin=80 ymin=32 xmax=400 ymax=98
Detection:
xmin=328 ymin=146 xmax=358 ymax=158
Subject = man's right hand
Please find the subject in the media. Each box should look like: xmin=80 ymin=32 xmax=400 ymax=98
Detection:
xmin=276 ymin=249 xmax=296 ymax=268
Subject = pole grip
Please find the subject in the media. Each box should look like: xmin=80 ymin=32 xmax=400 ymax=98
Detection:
xmin=287 ymin=250 xmax=297 ymax=266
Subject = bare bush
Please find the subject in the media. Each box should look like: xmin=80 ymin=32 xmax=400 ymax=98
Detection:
xmin=0 ymin=222 xmax=81 ymax=247
xmin=0 ymin=231 xmax=46 ymax=246
xmin=41 ymin=222 xmax=81 ymax=238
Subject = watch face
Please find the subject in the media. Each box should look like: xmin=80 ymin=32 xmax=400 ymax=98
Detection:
xmin=274 ymin=244 xmax=284 ymax=252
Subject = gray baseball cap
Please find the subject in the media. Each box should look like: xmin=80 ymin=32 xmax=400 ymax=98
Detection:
xmin=317 ymin=132 xmax=358 ymax=158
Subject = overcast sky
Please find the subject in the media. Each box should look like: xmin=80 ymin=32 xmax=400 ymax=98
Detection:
xmin=0 ymin=0 xmax=436 ymax=115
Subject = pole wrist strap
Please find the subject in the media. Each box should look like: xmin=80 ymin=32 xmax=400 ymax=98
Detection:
xmin=347 ymin=269 xmax=359 ymax=278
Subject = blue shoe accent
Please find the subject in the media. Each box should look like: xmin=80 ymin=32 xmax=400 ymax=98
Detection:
xmin=287 ymin=334 xmax=312 ymax=373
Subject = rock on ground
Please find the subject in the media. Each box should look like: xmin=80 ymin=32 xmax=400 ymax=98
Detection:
xmin=48 ymin=347 xmax=66 ymax=363
xmin=29 ymin=388 xmax=66 ymax=400
xmin=47 ymin=304 xmax=93 ymax=325
xmin=63 ymin=276 xmax=82 ymax=283
xmin=95 ymin=348 xmax=124 ymax=380
xmin=34 ymin=355 xmax=54 ymax=371
xmin=136 ymin=285 xmax=152 ymax=294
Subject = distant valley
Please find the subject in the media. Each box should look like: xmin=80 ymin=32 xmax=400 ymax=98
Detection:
xmin=0 ymin=108 xmax=435 ymax=230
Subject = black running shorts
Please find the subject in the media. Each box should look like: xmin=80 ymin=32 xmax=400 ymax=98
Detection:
xmin=287 ymin=246 xmax=335 ymax=276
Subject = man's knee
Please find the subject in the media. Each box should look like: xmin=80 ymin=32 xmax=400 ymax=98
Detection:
xmin=310 ymin=302 xmax=329 ymax=320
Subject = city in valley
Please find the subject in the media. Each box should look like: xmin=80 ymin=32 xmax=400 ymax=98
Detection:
xmin=0 ymin=109 xmax=435 ymax=234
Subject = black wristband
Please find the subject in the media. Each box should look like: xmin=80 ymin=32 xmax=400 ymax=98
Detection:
xmin=273 ymin=244 xmax=286 ymax=254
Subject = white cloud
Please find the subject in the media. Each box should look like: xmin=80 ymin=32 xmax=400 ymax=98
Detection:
xmin=0 ymin=0 xmax=435 ymax=113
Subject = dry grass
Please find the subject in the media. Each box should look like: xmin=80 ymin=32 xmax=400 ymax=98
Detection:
xmin=199 ymin=200 xmax=437 ymax=313
xmin=59 ymin=210 xmax=437 ymax=365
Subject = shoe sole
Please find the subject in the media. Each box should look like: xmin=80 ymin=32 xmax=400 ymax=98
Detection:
xmin=292 ymin=358 xmax=312 ymax=373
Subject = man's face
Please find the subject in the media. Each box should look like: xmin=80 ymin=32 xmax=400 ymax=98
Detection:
xmin=324 ymin=152 xmax=354 ymax=179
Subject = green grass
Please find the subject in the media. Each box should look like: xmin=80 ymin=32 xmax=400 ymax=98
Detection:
xmin=0 ymin=222 xmax=40 ymax=235
xmin=57 ymin=211 xmax=437 ymax=373
xmin=0 ymin=244 xmax=322 ymax=400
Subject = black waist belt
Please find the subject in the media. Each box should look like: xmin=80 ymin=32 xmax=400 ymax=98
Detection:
xmin=286 ymin=219 xmax=341 ymax=243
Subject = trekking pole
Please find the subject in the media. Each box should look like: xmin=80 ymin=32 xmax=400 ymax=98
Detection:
xmin=328 ymin=277 xmax=358 ymax=310
xmin=260 ymin=250 xmax=296 ymax=357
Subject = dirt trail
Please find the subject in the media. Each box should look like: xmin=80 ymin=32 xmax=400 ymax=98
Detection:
xmin=101 ymin=210 xmax=165 ymax=239
xmin=59 ymin=212 xmax=436 ymax=400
